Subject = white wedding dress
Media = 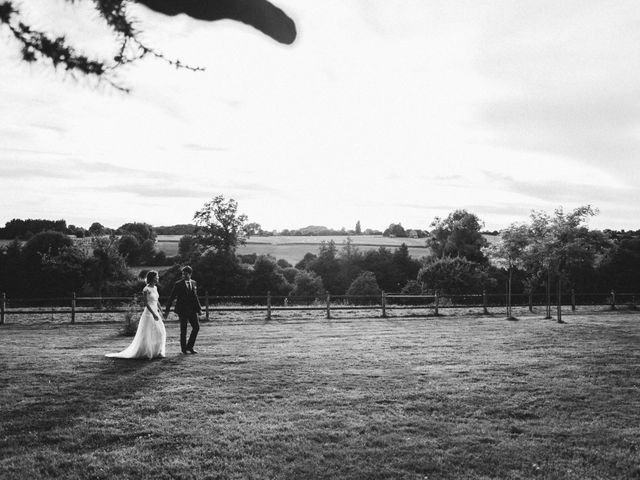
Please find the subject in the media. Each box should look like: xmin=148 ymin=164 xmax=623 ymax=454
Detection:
xmin=106 ymin=285 xmax=166 ymax=359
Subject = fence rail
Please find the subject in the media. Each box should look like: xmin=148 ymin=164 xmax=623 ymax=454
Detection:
xmin=0 ymin=289 xmax=636 ymax=325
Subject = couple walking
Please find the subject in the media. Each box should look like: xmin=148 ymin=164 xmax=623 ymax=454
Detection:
xmin=106 ymin=266 xmax=202 ymax=359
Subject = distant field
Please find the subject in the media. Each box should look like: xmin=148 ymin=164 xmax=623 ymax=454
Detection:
xmin=1 ymin=312 xmax=638 ymax=479
xmin=156 ymin=235 xmax=433 ymax=263
xmin=1 ymin=234 xmax=497 ymax=265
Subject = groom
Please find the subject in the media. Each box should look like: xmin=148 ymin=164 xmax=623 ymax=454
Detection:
xmin=165 ymin=266 xmax=202 ymax=354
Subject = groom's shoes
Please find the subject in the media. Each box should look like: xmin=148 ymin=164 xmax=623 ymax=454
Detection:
xmin=181 ymin=349 xmax=188 ymax=354
xmin=188 ymin=348 xmax=198 ymax=354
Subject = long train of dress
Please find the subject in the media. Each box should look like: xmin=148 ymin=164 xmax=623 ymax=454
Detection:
xmin=106 ymin=286 xmax=166 ymax=359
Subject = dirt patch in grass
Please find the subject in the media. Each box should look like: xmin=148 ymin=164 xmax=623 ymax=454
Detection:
xmin=1 ymin=312 xmax=639 ymax=479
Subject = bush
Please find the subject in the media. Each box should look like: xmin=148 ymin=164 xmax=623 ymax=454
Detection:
xmin=117 ymin=234 xmax=140 ymax=265
xmin=289 ymin=271 xmax=325 ymax=299
xmin=238 ymin=253 xmax=258 ymax=264
xmin=121 ymin=298 xmax=141 ymax=336
xmin=247 ymin=255 xmax=291 ymax=296
xmin=418 ymin=256 xmax=495 ymax=295
xmin=346 ymin=271 xmax=381 ymax=297
xmin=277 ymin=259 xmax=292 ymax=268
xmin=401 ymin=280 xmax=423 ymax=295
xmin=281 ymin=267 xmax=299 ymax=284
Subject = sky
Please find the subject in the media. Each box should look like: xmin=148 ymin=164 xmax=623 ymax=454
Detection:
xmin=2 ymin=0 xmax=640 ymax=233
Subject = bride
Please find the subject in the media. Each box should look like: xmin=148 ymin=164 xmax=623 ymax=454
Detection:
xmin=106 ymin=270 xmax=166 ymax=359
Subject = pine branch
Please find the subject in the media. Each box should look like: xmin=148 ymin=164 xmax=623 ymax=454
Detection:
xmin=0 ymin=0 xmax=204 ymax=91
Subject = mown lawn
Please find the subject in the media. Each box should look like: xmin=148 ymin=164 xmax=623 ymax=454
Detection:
xmin=1 ymin=312 xmax=639 ymax=479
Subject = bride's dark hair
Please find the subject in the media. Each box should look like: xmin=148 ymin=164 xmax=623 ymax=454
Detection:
xmin=146 ymin=270 xmax=158 ymax=284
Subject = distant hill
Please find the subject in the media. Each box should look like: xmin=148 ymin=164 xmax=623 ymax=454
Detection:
xmin=299 ymin=225 xmax=333 ymax=235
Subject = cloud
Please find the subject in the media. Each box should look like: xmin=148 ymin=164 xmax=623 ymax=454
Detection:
xmin=95 ymin=184 xmax=211 ymax=199
xmin=0 ymin=147 xmax=69 ymax=157
xmin=474 ymin=1 xmax=640 ymax=182
xmin=183 ymin=143 xmax=227 ymax=153
xmin=481 ymin=95 xmax=640 ymax=172
xmin=27 ymin=122 xmax=67 ymax=135
xmin=0 ymin=160 xmax=69 ymax=179
xmin=485 ymin=171 xmax=637 ymax=206
xmin=70 ymin=161 xmax=168 ymax=181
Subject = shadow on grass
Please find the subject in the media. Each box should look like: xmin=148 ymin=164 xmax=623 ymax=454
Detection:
xmin=1 ymin=353 xmax=188 ymax=440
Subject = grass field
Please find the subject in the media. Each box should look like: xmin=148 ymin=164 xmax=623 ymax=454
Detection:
xmin=1 ymin=310 xmax=639 ymax=479
xmin=156 ymin=235 xmax=434 ymax=264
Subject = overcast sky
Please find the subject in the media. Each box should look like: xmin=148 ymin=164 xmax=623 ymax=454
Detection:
xmin=2 ymin=0 xmax=640 ymax=232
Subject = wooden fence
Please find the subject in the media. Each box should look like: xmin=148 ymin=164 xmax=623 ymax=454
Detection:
xmin=0 ymin=289 xmax=635 ymax=324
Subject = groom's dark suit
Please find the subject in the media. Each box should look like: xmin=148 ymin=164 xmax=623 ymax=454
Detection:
xmin=165 ymin=279 xmax=203 ymax=352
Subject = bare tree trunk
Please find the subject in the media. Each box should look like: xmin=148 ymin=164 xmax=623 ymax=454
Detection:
xmin=557 ymin=278 xmax=563 ymax=323
xmin=545 ymin=269 xmax=552 ymax=319
xmin=507 ymin=266 xmax=513 ymax=319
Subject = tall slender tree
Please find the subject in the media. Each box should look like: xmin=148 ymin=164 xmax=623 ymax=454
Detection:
xmin=523 ymin=206 xmax=603 ymax=322
xmin=485 ymin=224 xmax=530 ymax=319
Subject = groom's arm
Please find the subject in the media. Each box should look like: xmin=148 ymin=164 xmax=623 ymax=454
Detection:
xmin=165 ymin=283 xmax=177 ymax=316
xmin=194 ymin=281 xmax=203 ymax=314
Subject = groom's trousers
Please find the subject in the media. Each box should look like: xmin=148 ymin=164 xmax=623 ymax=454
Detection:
xmin=179 ymin=313 xmax=200 ymax=351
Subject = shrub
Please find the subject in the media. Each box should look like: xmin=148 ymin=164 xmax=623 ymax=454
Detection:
xmin=281 ymin=267 xmax=299 ymax=284
xmin=277 ymin=259 xmax=292 ymax=268
xmin=121 ymin=297 xmax=141 ymax=336
xmin=247 ymin=255 xmax=291 ymax=296
xmin=238 ymin=253 xmax=258 ymax=264
xmin=401 ymin=280 xmax=423 ymax=295
xmin=346 ymin=271 xmax=381 ymax=297
xmin=289 ymin=271 xmax=325 ymax=299
xmin=418 ymin=256 xmax=495 ymax=294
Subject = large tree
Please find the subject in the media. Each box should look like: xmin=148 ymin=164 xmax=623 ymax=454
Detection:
xmin=0 ymin=0 xmax=296 ymax=91
xmin=426 ymin=210 xmax=488 ymax=264
xmin=308 ymin=240 xmax=342 ymax=294
xmin=117 ymin=222 xmax=156 ymax=244
xmin=193 ymin=195 xmax=249 ymax=254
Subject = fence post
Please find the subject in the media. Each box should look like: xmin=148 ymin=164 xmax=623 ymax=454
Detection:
xmin=482 ymin=290 xmax=488 ymax=315
xmin=434 ymin=291 xmax=439 ymax=316
xmin=205 ymin=291 xmax=210 ymax=321
xmin=1 ymin=292 xmax=5 ymax=325
xmin=381 ymin=291 xmax=387 ymax=318
xmin=610 ymin=289 xmax=616 ymax=310
xmin=571 ymin=289 xmax=576 ymax=311
xmin=528 ymin=292 xmax=533 ymax=313
xmin=71 ymin=292 xmax=76 ymax=324
xmin=267 ymin=291 xmax=272 ymax=320
xmin=326 ymin=293 xmax=331 ymax=319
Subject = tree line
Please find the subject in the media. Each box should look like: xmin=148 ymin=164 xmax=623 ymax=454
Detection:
xmin=1 ymin=197 xmax=640 ymax=301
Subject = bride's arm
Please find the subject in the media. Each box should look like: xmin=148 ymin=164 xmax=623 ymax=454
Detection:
xmin=143 ymin=288 xmax=160 ymax=321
